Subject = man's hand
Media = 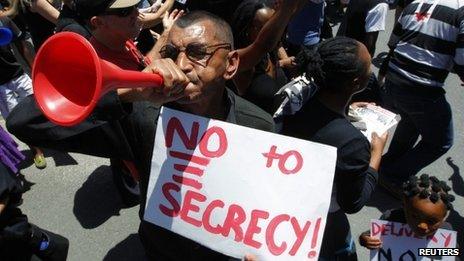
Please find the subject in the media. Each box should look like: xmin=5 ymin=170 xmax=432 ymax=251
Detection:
xmin=278 ymin=56 xmax=296 ymax=69
xmin=359 ymin=231 xmax=382 ymax=249
xmin=142 ymin=58 xmax=189 ymax=106
xmin=118 ymin=59 xmax=189 ymax=105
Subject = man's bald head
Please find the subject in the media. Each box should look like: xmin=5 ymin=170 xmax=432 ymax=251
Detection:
xmin=174 ymin=11 xmax=234 ymax=49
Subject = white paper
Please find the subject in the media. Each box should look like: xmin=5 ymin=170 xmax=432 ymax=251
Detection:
xmin=349 ymin=104 xmax=399 ymax=142
xmin=144 ymin=107 xmax=337 ymax=260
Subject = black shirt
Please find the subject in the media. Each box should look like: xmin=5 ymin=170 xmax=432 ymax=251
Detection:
xmin=282 ymin=98 xmax=377 ymax=214
xmin=0 ymin=17 xmax=24 ymax=85
xmin=397 ymin=0 xmax=414 ymax=8
xmin=343 ymin=0 xmax=387 ymax=42
xmin=55 ymin=4 xmax=92 ymax=39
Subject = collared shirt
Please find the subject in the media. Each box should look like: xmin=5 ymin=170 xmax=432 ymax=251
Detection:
xmin=387 ymin=0 xmax=464 ymax=88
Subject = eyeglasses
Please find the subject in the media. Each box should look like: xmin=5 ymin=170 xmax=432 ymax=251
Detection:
xmin=159 ymin=43 xmax=232 ymax=66
xmin=102 ymin=5 xmax=137 ymax=17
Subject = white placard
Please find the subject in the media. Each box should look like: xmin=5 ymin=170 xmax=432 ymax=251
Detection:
xmin=370 ymin=219 xmax=458 ymax=261
xmin=144 ymin=107 xmax=337 ymax=260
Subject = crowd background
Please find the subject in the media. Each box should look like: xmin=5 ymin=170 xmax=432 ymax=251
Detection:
xmin=0 ymin=1 xmax=463 ymax=260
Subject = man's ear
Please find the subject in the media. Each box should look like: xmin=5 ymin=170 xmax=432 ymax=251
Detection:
xmin=223 ymin=50 xmax=239 ymax=80
xmin=89 ymin=16 xmax=103 ymax=29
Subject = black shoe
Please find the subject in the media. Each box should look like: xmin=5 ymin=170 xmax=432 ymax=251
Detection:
xmin=32 ymin=226 xmax=69 ymax=261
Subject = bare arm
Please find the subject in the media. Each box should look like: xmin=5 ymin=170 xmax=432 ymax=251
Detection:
xmin=236 ymin=0 xmax=305 ymax=72
xmin=140 ymin=0 xmax=175 ymax=29
xmin=146 ymin=9 xmax=184 ymax=61
xmin=277 ymin=45 xmax=289 ymax=60
xmin=30 ymin=0 xmax=60 ymax=24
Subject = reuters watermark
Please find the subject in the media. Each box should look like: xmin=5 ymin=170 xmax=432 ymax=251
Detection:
xmin=418 ymin=248 xmax=460 ymax=256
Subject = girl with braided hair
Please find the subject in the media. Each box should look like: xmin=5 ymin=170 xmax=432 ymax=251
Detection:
xmin=282 ymin=36 xmax=388 ymax=260
xmin=360 ymin=174 xmax=456 ymax=249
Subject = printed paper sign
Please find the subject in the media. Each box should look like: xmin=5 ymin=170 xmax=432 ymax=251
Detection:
xmin=370 ymin=219 xmax=458 ymax=261
xmin=348 ymin=104 xmax=399 ymax=142
xmin=144 ymin=107 xmax=337 ymax=260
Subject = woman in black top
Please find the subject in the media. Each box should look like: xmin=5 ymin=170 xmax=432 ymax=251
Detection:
xmin=282 ymin=37 xmax=388 ymax=260
xmin=231 ymin=0 xmax=289 ymax=114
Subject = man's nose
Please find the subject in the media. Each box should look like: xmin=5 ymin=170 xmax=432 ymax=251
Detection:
xmin=176 ymin=52 xmax=193 ymax=72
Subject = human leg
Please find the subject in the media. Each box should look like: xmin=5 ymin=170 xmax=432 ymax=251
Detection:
xmin=7 ymin=74 xmax=46 ymax=169
xmin=380 ymin=80 xmax=421 ymax=174
xmin=383 ymin=93 xmax=453 ymax=183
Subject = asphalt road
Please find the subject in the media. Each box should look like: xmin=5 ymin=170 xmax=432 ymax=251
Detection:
xmin=3 ymin=8 xmax=463 ymax=261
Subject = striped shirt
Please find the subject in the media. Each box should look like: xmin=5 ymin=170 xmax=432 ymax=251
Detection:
xmin=387 ymin=0 xmax=464 ymax=88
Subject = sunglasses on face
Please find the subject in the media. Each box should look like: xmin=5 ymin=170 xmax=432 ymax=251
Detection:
xmin=159 ymin=43 xmax=232 ymax=66
xmin=102 ymin=5 xmax=137 ymax=17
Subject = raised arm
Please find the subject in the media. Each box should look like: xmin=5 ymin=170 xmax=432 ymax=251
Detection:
xmin=236 ymin=0 xmax=305 ymax=72
xmin=30 ymin=0 xmax=60 ymax=24
xmin=146 ymin=9 xmax=184 ymax=61
xmin=139 ymin=0 xmax=175 ymax=29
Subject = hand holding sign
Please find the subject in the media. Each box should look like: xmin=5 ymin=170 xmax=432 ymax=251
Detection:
xmin=144 ymin=108 xmax=337 ymax=260
xmin=359 ymin=231 xmax=382 ymax=250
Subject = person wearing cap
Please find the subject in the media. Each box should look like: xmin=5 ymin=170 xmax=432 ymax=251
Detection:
xmin=56 ymin=0 xmax=175 ymax=40
xmin=5 ymin=3 xmax=307 ymax=259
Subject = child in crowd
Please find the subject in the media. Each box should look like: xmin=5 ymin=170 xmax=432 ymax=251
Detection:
xmin=359 ymin=174 xmax=456 ymax=249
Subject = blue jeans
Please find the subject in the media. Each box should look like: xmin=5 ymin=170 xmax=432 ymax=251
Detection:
xmin=380 ymin=79 xmax=453 ymax=184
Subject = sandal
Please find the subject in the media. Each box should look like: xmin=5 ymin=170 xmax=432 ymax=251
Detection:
xmin=34 ymin=154 xmax=47 ymax=169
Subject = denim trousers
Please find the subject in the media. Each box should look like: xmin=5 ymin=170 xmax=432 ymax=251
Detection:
xmin=380 ymin=79 xmax=453 ymax=184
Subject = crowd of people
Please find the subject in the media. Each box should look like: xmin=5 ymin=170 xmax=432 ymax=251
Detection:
xmin=0 ymin=0 xmax=462 ymax=260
